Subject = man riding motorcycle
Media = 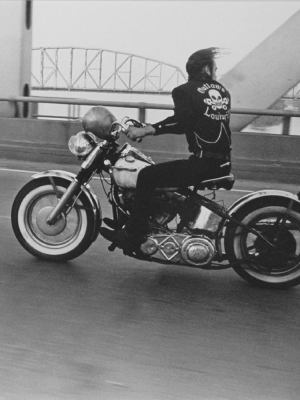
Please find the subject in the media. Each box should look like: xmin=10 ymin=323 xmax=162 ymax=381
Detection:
xmin=100 ymin=47 xmax=232 ymax=250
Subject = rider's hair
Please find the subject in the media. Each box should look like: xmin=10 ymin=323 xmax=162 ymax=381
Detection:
xmin=186 ymin=47 xmax=220 ymax=81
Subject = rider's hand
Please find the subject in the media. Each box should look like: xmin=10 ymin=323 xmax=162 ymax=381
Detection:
xmin=125 ymin=125 xmax=156 ymax=141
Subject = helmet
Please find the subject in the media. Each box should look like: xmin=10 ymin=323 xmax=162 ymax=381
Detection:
xmin=82 ymin=106 xmax=117 ymax=139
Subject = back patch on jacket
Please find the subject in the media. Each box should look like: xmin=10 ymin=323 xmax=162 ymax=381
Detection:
xmin=198 ymin=83 xmax=230 ymax=122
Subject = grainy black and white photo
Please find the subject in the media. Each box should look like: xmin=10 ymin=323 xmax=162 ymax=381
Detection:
xmin=0 ymin=1 xmax=299 ymax=399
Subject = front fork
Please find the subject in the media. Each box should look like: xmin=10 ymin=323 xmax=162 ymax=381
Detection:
xmin=46 ymin=179 xmax=82 ymax=225
xmin=46 ymin=144 xmax=105 ymax=226
xmin=46 ymin=166 xmax=97 ymax=226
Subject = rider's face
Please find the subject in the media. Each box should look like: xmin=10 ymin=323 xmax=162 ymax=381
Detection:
xmin=211 ymin=61 xmax=217 ymax=80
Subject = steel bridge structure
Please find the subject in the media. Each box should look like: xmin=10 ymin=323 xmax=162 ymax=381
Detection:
xmin=31 ymin=47 xmax=187 ymax=95
xmin=31 ymin=47 xmax=300 ymax=99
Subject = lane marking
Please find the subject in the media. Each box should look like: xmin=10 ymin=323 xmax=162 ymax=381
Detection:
xmin=0 ymin=167 xmax=36 ymax=174
xmin=0 ymin=167 xmax=101 ymax=180
xmin=220 ymin=188 xmax=251 ymax=193
xmin=0 ymin=167 xmax=252 ymax=193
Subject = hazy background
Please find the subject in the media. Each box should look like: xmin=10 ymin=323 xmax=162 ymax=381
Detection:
xmin=32 ymin=1 xmax=300 ymax=77
xmin=31 ymin=1 xmax=300 ymax=129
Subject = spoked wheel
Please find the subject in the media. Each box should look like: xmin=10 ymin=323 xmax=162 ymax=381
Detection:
xmin=11 ymin=177 xmax=97 ymax=261
xmin=225 ymin=198 xmax=300 ymax=288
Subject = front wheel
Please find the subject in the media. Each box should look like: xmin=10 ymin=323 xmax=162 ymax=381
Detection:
xmin=225 ymin=198 xmax=300 ymax=288
xmin=11 ymin=177 xmax=97 ymax=261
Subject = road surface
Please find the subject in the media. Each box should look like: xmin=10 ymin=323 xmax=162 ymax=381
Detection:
xmin=0 ymin=159 xmax=299 ymax=400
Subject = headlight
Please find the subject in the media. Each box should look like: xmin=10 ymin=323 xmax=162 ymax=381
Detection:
xmin=68 ymin=131 xmax=97 ymax=158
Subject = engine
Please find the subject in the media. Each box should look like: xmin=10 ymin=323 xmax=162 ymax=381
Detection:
xmin=117 ymin=183 xmax=217 ymax=267
xmin=119 ymin=188 xmax=188 ymax=227
xmin=140 ymin=233 xmax=216 ymax=267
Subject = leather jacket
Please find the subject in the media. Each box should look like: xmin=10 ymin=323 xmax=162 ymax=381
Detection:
xmin=152 ymin=73 xmax=231 ymax=155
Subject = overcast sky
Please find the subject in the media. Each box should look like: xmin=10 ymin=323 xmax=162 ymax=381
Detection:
xmin=32 ymin=1 xmax=300 ymax=77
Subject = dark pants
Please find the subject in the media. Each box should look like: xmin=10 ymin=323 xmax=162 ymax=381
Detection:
xmin=128 ymin=155 xmax=231 ymax=235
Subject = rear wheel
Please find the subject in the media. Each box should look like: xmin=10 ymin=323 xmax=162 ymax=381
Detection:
xmin=11 ymin=177 xmax=96 ymax=261
xmin=225 ymin=198 xmax=300 ymax=288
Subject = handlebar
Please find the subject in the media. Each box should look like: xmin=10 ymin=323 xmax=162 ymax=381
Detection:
xmin=109 ymin=117 xmax=146 ymax=143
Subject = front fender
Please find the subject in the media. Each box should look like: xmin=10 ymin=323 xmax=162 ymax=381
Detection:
xmin=32 ymin=170 xmax=102 ymax=241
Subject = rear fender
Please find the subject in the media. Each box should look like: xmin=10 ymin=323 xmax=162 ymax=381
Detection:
xmin=220 ymin=189 xmax=300 ymax=233
xmin=214 ymin=189 xmax=300 ymax=255
xmin=32 ymin=170 xmax=101 ymax=241
xmin=227 ymin=189 xmax=300 ymax=216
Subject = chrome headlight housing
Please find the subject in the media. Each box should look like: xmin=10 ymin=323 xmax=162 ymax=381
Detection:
xmin=68 ymin=131 xmax=97 ymax=158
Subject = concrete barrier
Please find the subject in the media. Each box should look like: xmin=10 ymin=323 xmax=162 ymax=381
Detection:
xmin=0 ymin=118 xmax=80 ymax=164
xmin=0 ymin=117 xmax=299 ymax=184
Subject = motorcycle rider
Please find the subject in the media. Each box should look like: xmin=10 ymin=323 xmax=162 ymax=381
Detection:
xmin=100 ymin=47 xmax=232 ymax=250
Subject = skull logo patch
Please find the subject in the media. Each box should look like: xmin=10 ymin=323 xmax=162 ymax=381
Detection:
xmin=204 ymin=89 xmax=229 ymax=111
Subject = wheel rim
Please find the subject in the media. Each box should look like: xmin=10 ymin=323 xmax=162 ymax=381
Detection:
xmin=18 ymin=185 xmax=88 ymax=255
xmin=234 ymin=207 xmax=300 ymax=283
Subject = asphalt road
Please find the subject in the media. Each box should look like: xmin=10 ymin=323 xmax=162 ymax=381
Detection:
xmin=0 ymin=159 xmax=299 ymax=400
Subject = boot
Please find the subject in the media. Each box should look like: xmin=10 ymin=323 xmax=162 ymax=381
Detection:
xmin=103 ymin=217 xmax=116 ymax=230
xmin=99 ymin=226 xmax=145 ymax=251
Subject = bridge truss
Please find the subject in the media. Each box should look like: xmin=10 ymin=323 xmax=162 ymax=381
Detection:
xmin=31 ymin=47 xmax=187 ymax=94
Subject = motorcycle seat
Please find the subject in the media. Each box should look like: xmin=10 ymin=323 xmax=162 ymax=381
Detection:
xmin=197 ymin=173 xmax=235 ymax=191
xmin=155 ymin=173 xmax=235 ymax=193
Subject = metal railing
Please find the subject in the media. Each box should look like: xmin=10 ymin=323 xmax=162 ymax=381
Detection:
xmin=1 ymin=95 xmax=300 ymax=135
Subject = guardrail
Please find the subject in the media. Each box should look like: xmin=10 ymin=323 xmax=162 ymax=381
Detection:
xmin=1 ymin=95 xmax=300 ymax=135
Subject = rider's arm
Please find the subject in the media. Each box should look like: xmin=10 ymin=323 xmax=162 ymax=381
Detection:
xmin=152 ymin=86 xmax=195 ymax=136
xmin=126 ymin=86 xmax=195 ymax=140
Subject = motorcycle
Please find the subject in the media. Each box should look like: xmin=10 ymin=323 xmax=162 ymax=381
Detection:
xmin=11 ymin=106 xmax=300 ymax=289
